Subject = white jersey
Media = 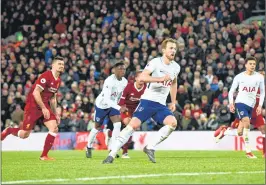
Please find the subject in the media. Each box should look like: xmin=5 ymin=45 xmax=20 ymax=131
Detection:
xmin=141 ymin=57 xmax=181 ymax=105
xmin=95 ymin=74 xmax=127 ymax=110
xmin=229 ymin=71 xmax=265 ymax=108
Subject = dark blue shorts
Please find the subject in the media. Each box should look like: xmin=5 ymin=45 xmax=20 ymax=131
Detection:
xmin=133 ymin=99 xmax=174 ymax=124
xmin=235 ymin=103 xmax=253 ymax=120
xmin=94 ymin=106 xmax=120 ymax=125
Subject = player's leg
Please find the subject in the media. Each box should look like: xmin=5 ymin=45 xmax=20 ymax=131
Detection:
xmin=86 ymin=106 xmax=107 ymax=158
xmin=109 ymin=108 xmax=123 ymax=153
xmin=236 ymin=103 xmax=256 ymax=158
xmin=104 ymin=117 xmax=141 ymax=163
xmin=103 ymin=100 xmax=152 ymax=163
xmin=41 ymin=118 xmax=58 ymax=160
xmin=214 ymin=118 xmax=244 ymax=143
xmin=241 ymin=116 xmax=256 ymax=158
xmin=1 ymin=108 xmax=38 ymax=140
xmin=104 ymin=118 xmax=113 ymax=149
xmin=146 ymin=115 xmax=177 ymax=150
xmin=121 ymin=114 xmax=132 ymax=158
xmin=144 ymin=106 xmax=177 ymax=163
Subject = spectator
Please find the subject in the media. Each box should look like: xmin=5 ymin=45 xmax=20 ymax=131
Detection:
xmin=1 ymin=0 xmax=265 ymax=132
xmin=218 ymin=87 xmax=229 ymax=104
xmin=11 ymin=104 xmax=24 ymax=126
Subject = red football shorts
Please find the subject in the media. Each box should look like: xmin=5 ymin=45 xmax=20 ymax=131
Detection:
xmin=121 ymin=111 xmax=133 ymax=121
xmin=251 ymin=106 xmax=265 ymax=128
xmin=22 ymin=104 xmax=56 ymax=131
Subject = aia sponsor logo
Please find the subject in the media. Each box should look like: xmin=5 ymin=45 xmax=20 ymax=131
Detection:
xmin=242 ymin=87 xmax=256 ymax=92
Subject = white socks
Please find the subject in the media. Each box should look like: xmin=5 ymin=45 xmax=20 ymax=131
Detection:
xmin=109 ymin=122 xmax=121 ymax=150
xmin=224 ymin=128 xmax=238 ymax=136
xmin=109 ymin=125 xmax=134 ymax=158
xmin=147 ymin=125 xmax=175 ymax=150
xmin=87 ymin=128 xmax=99 ymax=148
xmin=243 ymin=128 xmax=251 ymax=153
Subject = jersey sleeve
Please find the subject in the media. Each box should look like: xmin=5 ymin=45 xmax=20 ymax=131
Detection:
xmin=118 ymin=83 xmax=130 ymax=106
xmin=102 ymin=78 xmax=121 ymax=110
xmin=35 ymin=72 xmax=50 ymax=90
xmin=175 ymin=64 xmax=181 ymax=79
xmin=228 ymin=75 xmax=239 ymax=104
xmin=144 ymin=59 xmax=157 ymax=73
xmin=258 ymin=75 xmax=265 ymax=106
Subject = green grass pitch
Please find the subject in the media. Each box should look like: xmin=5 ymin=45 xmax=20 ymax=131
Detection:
xmin=1 ymin=150 xmax=265 ymax=184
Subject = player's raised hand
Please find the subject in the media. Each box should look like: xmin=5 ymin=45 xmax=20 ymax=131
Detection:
xmin=256 ymin=105 xmax=262 ymax=115
xmin=168 ymin=103 xmax=176 ymax=112
xmin=160 ymin=74 xmax=171 ymax=82
xmin=229 ymin=103 xmax=235 ymax=113
xmin=120 ymin=106 xmax=128 ymax=113
xmin=42 ymin=107 xmax=50 ymax=119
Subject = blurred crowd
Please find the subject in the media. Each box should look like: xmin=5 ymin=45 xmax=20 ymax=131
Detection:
xmin=1 ymin=0 xmax=265 ymax=132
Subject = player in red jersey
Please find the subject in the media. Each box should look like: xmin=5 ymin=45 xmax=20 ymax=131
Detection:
xmin=215 ymin=70 xmax=265 ymax=158
xmin=1 ymin=56 xmax=64 ymax=160
xmin=105 ymin=70 xmax=146 ymax=158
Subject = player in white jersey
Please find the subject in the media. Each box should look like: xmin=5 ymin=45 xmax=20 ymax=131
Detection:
xmin=214 ymin=57 xmax=265 ymax=158
xmin=102 ymin=38 xmax=181 ymax=164
xmin=86 ymin=62 xmax=128 ymax=158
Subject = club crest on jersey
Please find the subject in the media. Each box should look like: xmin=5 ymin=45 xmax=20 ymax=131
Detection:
xmin=137 ymin=107 xmax=144 ymax=112
xmin=240 ymin=111 xmax=244 ymax=115
xmin=40 ymin=78 xmax=46 ymax=84
xmin=242 ymin=87 xmax=256 ymax=92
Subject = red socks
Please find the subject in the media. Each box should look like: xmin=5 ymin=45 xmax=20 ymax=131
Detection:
xmin=41 ymin=133 xmax=56 ymax=157
xmin=122 ymin=136 xmax=132 ymax=154
xmin=9 ymin=128 xmax=20 ymax=136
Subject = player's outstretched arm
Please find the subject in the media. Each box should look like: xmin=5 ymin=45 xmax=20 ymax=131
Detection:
xmin=50 ymin=94 xmax=57 ymax=113
xmin=228 ymin=76 xmax=239 ymax=113
xmin=138 ymin=69 xmax=170 ymax=83
xmin=50 ymin=94 xmax=60 ymax=124
xmin=169 ymin=78 xmax=177 ymax=112
xmin=33 ymin=86 xmax=50 ymax=119
xmin=258 ymin=76 xmax=265 ymax=107
xmin=257 ymin=76 xmax=265 ymax=115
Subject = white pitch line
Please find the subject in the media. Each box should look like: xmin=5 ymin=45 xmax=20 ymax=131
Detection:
xmin=2 ymin=171 xmax=265 ymax=184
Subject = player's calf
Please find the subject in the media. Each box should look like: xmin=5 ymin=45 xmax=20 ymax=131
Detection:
xmin=214 ymin=125 xmax=228 ymax=142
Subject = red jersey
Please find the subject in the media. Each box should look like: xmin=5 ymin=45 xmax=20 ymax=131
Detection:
xmin=26 ymin=70 xmax=61 ymax=110
xmin=118 ymin=82 xmax=146 ymax=113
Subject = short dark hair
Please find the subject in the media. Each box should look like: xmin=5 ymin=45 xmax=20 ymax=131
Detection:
xmin=113 ymin=61 xmax=125 ymax=68
xmin=245 ymin=56 xmax=257 ymax=64
xmin=52 ymin=56 xmax=64 ymax=63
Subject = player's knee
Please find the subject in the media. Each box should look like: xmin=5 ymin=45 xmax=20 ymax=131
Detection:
xmin=50 ymin=126 xmax=58 ymax=133
xmin=129 ymin=118 xmax=141 ymax=130
xmin=164 ymin=116 xmax=177 ymax=129
xmin=170 ymin=120 xmax=177 ymax=128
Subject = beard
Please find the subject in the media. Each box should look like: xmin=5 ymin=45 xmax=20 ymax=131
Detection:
xmin=166 ymin=54 xmax=175 ymax=61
